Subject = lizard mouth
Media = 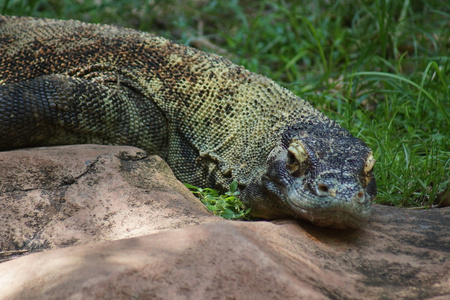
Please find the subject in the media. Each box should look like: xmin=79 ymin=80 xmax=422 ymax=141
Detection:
xmin=284 ymin=194 xmax=372 ymax=229
xmin=291 ymin=179 xmax=371 ymax=228
xmin=259 ymin=172 xmax=372 ymax=229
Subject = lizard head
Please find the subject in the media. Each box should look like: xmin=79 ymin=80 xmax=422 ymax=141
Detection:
xmin=241 ymin=124 xmax=376 ymax=229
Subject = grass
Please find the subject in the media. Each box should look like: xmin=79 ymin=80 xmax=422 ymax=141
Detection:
xmin=184 ymin=180 xmax=251 ymax=220
xmin=3 ymin=0 xmax=449 ymax=210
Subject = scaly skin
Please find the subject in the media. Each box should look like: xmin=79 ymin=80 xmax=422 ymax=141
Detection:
xmin=0 ymin=15 xmax=376 ymax=228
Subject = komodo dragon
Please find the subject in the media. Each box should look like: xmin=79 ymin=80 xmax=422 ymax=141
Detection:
xmin=0 ymin=15 xmax=376 ymax=228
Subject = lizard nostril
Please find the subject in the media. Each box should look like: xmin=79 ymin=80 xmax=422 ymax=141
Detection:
xmin=318 ymin=183 xmax=329 ymax=193
xmin=314 ymin=182 xmax=337 ymax=197
xmin=353 ymin=190 xmax=367 ymax=204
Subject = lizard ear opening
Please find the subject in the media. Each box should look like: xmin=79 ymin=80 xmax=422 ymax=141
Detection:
xmin=287 ymin=139 xmax=308 ymax=177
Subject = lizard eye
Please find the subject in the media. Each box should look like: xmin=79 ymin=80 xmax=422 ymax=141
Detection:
xmin=287 ymin=139 xmax=308 ymax=177
xmin=364 ymin=152 xmax=376 ymax=174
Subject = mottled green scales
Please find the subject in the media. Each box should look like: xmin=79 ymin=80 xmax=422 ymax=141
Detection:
xmin=0 ymin=15 xmax=377 ymax=228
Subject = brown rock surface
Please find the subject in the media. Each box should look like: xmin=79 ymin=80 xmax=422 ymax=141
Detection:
xmin=0 ymin=145 xmax=216 ymax=252
xmin=0 ymin=145 xmax=449 ymax=299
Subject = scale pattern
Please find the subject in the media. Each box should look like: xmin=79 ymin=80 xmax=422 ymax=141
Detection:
xmin=0 ymin=15 xmax=376 ymax=228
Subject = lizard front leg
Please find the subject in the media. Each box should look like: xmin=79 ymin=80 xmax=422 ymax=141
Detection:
xmin=0 ymin=74 xmax=167 ymax=154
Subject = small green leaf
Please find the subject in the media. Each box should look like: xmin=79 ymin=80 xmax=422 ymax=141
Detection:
xmin=183 ymin=183 xmax=199 ymax=190
xmin=229 ymin=179 xmax=238 ymax=193
xmin=207 ymin=205 xmax=218 ymax=211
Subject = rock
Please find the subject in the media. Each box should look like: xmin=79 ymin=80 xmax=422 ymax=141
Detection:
xmin=0 ymin=145 xmax=216 ymax=252
xmin=0 ymin=145 xmax=449 ymax=299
